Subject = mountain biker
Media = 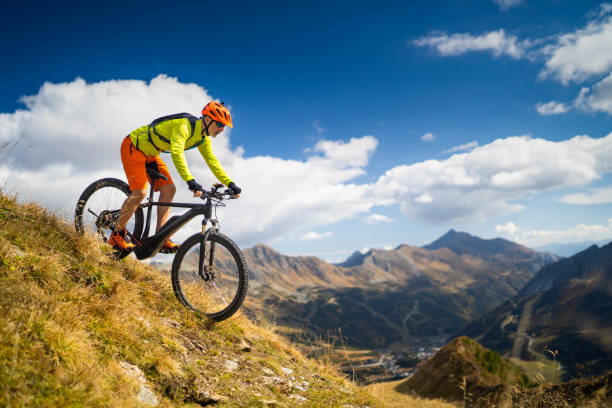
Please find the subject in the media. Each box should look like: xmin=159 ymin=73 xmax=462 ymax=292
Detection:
xmin=109 ymin=101 xmax=242 ymax=252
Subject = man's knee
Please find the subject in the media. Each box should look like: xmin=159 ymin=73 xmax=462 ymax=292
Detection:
xmin=129 ymin=189 xmax=147 ymax=203
xmin=159 ymin=183 xmax=176 ymax=197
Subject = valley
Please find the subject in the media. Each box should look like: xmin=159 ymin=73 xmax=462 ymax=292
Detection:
xmin=153 ymin=230 xmax=612 ymax=383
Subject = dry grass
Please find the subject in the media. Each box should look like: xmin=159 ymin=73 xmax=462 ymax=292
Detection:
xmin=0 ymin=191 xmax=385 ymax=407
xmin=365 ymin=379 xmax=458 ymax=408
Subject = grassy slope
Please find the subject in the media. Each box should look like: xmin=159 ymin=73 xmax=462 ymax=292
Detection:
xmin=0 ymin=192 xmax=384 ymax=407
xmin=365 ymin=380 xmax=458 ymax=408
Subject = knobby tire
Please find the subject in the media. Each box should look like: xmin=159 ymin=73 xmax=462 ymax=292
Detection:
xmin=74 ymin=178 xmax=144 ymax=259
xmin=171 ymin=232 xmax=248 ymax=321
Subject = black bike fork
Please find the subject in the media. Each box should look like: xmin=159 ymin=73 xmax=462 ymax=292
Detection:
xmin=198 ymin=200 xmax=215 ymax=280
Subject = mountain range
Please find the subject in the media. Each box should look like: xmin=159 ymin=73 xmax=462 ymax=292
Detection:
xmin=460 ymin=241 xmax=612 ymax=379
xmin=237 ymin=230 xmax=559 ymax=349
xmin=534 ymin=239 xmax=612 ymax=258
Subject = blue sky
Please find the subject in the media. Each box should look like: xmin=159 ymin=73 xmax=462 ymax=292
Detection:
xmin=2 ymin=0 xmax=612 ymax=261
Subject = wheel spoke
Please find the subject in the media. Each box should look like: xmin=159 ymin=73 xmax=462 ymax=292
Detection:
xmin=210 ymin=281 xmax=228 ymax=306
xmin=172 ymin=232 xmax=247 ymax=321
xmin=74 ymin=178 xmax=144 ymax=259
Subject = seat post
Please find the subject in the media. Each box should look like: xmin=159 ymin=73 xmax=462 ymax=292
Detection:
xmin=142 ymin=179 xmax=156 ymax=239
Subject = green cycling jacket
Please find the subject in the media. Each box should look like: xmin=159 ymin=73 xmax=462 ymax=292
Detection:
xmin=129 ymin=117 xmax=232 ymax=186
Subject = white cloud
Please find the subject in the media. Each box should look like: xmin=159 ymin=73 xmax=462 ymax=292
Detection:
xmin=443 ymin=141 xmax=479 ymax=154
xmin=494 ymin=219 xmax=612 ymax=247
xmin=309 ymin=136 xmax=378 ymax=168
xmin=540 ymin=13 xmax=612 ymax=84
xmin=313 ymin=120 xmax=326 ymax=134
xmin=496 ymin=221 xmax=521 ymax=236
xmin=536 ymin=101 xmax=571 ymax=115
xmin=365 ymin=214 xmax=395 ymax=224
xmin=587 ymin=3 xmax=612 ymax=19
xmin=412 ymin=4 xmax=612 ymax=88
xmin=360 ymin=244 xmax=394 ymax=253
xmin=413 ymin=29 xmax=531 ymax=59
xmin=414 ymin=193 xmax=433 ymax=204
xmin=493 ymin=0 xmax=524 ymax=11
xmin=0 ymin=75 xmax=212 ymax=173
xmin=561 ymin=186 xmax=612 ymax=204
xmin=421 ymin=132 xmax=436 ymax=142
xmin=574 ymin=73 xmax=612 ymax=114
xmin=299 ymin=231 xmax=333 ymax=240
xmin=3 ymin=76 xmax=612 ymax=247
xmin=0 ymin=76 xmax=389 ymax=248
xmin=375 ymin=133 xmax=612 ymax=223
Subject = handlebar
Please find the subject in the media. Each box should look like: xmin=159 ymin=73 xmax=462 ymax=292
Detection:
xmin=198 ymin=184 xmax=239 ymax=200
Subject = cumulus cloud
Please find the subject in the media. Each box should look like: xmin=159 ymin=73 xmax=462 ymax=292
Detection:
xmin=413 ymin=29 xmax=531 ymax=59
xmin=421 ymin=132 xmax=436 ymax=142
xmin=0 ymin=76 xmax=388 ymax=248
xmin=539 ymin=12 xmax=612 ymax=83
xmin=495 ymin=221 xmax=521 ymax=236
xmin=412 ymin=4 xmax=612 ymax=91
xmin=536 ymin=101 xmax=571 ymax=115
xmin=443 ymin=141 xmax=479 ymax=154
xmin=561 ymin=186 xmax=612 ymax=204
xmin=0 ymin=75 xmax=213 ymax=173
xmin=574 ymin=73 xmax=612 ymax=114
xmin=309 ymin=136 xmax=378 ymax=168
xmin=361 ymin=244 xmax=394 ymax=253
xmin=2 ymin=76 xmax=612 ymax=246
xmin=495 ymin=219 xmax=612 ymax=247
xmin=590 ymin=3 xmax=612 ymax=18
xmin=299 ymin=231 xmax=333 ymax=240
xmin=374 ymin=133 xmax=612 ymax=223
xmin=365 ymin=214 xmax=395 ymax=224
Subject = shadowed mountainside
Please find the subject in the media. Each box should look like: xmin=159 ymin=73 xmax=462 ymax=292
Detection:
xmin=460 ymin=242 xmax=612 ymax=379
xmin=397 ymin=336 xmax=526 ymax=406
xmin=397 ymin=336 xmax=612 ymax=407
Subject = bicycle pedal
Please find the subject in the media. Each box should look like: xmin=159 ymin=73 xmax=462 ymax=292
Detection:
xmin=159 ymin=247 xmax=178 ymax=254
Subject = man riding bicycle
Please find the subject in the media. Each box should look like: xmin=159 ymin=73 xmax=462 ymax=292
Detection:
xmin=109 ymin=101 xmax=241 ymax=252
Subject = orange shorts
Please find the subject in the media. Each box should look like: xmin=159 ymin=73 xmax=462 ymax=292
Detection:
xmin=120 ymin=136 xmax=173 ymax=192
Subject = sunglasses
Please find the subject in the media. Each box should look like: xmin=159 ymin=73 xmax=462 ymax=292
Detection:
xmin=214 ymin=121 xmax=225 ymax=128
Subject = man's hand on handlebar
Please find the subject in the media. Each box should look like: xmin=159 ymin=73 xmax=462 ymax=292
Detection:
xmin=187 ymin=179 xmax=203 ymax=198
xmin=228 ymin=182 xmax=241 ymax=198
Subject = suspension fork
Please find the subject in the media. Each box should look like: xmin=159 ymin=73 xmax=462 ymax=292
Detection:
xmin=198 ymin=199 xmax=217 ymax=280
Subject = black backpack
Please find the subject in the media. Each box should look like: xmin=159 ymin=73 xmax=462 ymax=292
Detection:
xmin=146 ymin=112 xmax=200 ymax=151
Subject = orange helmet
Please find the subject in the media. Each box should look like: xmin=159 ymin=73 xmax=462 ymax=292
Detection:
xmin=202 ymin=101 xmax=233 ymax=128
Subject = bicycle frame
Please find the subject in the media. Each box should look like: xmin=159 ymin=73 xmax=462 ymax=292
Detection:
xmin=130 ymin=185 xmax=217 ymax=260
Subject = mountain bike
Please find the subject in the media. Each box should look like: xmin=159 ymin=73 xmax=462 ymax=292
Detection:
xmin=74 ymin=165 xmax=248 ymax=321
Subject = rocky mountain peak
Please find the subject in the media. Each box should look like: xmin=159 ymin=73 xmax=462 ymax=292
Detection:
xmin=424 ymin=229 xmax=535 ymax=259
xmin=335 ymin=250 xmax=366 ymax=267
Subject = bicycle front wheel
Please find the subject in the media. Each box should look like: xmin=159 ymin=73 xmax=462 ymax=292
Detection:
xmin=171 ymin=232 xmax=248 ymax=321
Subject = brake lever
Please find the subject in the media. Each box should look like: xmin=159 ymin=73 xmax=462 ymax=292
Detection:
xmin=219 ymin=189 xmax=236 ymax=199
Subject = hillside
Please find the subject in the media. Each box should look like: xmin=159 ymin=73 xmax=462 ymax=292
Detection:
xmin=397 ymin=336 xmax=527 ymax=406
xmin=460 ymin=242 xmax=612 ymax=379
xmin=0 ymin=192 xmax=383 ymax=407
xmin=397 ymin=336 xmax=612 ymax=407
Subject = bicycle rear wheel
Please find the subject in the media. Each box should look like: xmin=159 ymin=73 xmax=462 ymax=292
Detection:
xmin=74 ymin=178 xmax=144 ymax=258
xmin=171 ymin=232 xmax=248 ymax=321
